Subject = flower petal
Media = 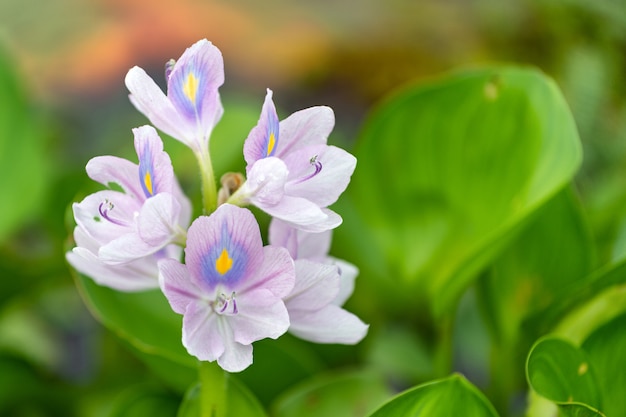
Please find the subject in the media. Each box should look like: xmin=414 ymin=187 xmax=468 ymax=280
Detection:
xmin=98 ymin=231 xmax=162 ymax=265
xmin=158 ymin=258 xmax=198 ymax=314
xmin=286 ymin=260 xmax=339 ymax=311
xmin=333 ymin=258 xmax=359 ymax=307
xmin=167 ymin=39 xmax=225 ymax=150
xmin=133 ymin=125 xmax=175 ymax=198
xmin=268 ymin=218 xmax=299 ymax=259
xmin=126 ymin=66 xmax=195 ymax=147
xmin=289 ymin=304 xmax=368 ymax=344
xmin=243 ymin=89 xmax=280 ymax=168
xmin=137 ymin=193 xmax=181 ymax=246
xmin=68 ymin=227 xmax=159 ymax=291
xmin=86 ymin=156 xmax=143 ymax=199
xmin=182 ymin=300 xmax=223 ymax=362
xmin=230 ymin=288 xmax=290 ymax=345
xmin=242 ymin=157 xmax=288 ymax=206
xmin=73 ymin=191 xmax=138 ymax=244
xmin=284 ymin=145 xmax=356 ymax=207
xmin=238 ymin=246 xmax=295 ymax=297
xmin=185 ymin=205 xmax=263 ymax=293
xmin=215 ymin=320 xmax=253 ymax=373
xmin=277 ymin=105 xmax=335 ymax=157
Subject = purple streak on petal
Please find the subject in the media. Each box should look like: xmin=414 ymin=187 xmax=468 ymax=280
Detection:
xmin=165 ymin=59 xmax=175 ymax=81
xmin=243 ymin=89 xmax=279 ymax=169
xmin=293 ymin=156 xmax=322 ymax=184
xmin=98 ymin=200 xmax=131 ymax=227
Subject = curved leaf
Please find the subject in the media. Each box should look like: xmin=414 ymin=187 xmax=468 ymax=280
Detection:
xmin=367 ymin=374 xmax=499 ymax=417
xmin=581 ymin=313 xmax=626 ymax=416
xmin=74 ymin=273 xmax=196 ymax=369
xmin=348 ymin=66 xmax=582 ymax=315
xmin=526 ymin=337 xmax=604 ymax=416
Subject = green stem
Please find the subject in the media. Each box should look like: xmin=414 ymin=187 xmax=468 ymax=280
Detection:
xmin=433 ymin=314 xmax=454 ymax=378
xmin=199 ymin=361 xmax=228 ymax=417
xmin=196 ymin=145 xmax=217 ymax=214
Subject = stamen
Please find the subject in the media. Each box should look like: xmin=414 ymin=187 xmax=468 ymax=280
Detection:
xmin=216 ymin=292 xmax=238 ymax=315
xmin=294 ymin=155 xmax=323 ymax=184
xmin=98 ymin=200 xmax=130 ymax=227
xmin=165 ymin=59 xmax=176 ymax=81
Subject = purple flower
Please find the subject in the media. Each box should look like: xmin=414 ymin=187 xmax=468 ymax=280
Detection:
xmin=159 ymin=204 xmax=295 ymax=372
xmin=232 ymin=89 xmax=356 ymax=232
xmin=269 ymin=218 xmax=368 ymax=344
xmin=66 ymin=125 xmax=191 ymax=290
xmin=125 ymin=39 xmax=224 ymax=153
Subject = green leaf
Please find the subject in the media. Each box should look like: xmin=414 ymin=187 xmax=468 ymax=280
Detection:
xmin=177 ymin=378 xmax=266 ymax=417
xmin=581 ymin=313 xmax=626 ymax=416
xmin=0 ymin=44 xmax=48 ymax=242
xmin=109 ymin=384 xmax=180 ymax=417
xmin=526 ymin=337 xmax=604 ymax=415
xmin=531 ymin=257 xmax=626 ymax=344
xmin=349 ymin=66 xmax=582 ymax=315
xmin=367 ymin=374 xmax=499 ymax=417
xmin=476 ymin=188 xmax=594 ymax=408
xmin=272 ymin=369 xmax=391 ymax=417
xmin=75 ymin=273 xmax=196 ymax=370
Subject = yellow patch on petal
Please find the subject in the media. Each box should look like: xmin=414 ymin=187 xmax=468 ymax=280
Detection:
xmin=215 ymin=248 xmax=233 ymax=275
xmin=267 ymin=132 xmax=276 ymax=156
xmin=144 ymin=172 xmax=154 ymax=195
xmin=183 ymin=72 xmax=199 ymax=104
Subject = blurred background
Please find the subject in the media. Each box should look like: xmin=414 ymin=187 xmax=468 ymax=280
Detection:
xmin=1 ymin=0 xmax=626 ymax=415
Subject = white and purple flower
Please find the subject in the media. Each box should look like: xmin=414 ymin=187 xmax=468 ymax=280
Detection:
xmin=158 ymin=204 xmax=295 ymax=372
xmin=231 ymin=89 xmax=357 ymax=232
xmin=269 ymin=218 xmax=368 ymax=344
xmin=125 ymin=39 xmax=224 ymax=154
xmin=66 ymin=125 xmax=191 ymax=290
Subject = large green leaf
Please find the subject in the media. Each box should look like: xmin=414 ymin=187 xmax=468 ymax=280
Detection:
xmin=272 ymin=369 xmax=391 ymax=417
xmin=0 ymin=44 xmax=48 ymax=242
xmin=74 ymin=274 xmax=196 ymax=370
xmin=526 ymin=337 xmax=602 ymax=413
xmin=476 ymin=188 xmax=594 ymax=408
xmin=367 ymin=374 xmax=499 ymax=417
xmin=348 ymin=66 xmax=582 ymax=315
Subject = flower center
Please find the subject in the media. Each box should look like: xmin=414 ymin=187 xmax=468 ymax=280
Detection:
xmin=213 ymin=291 xmax=238 ymax=315
xmin=215 ymin=248 xmax=233 ymax=275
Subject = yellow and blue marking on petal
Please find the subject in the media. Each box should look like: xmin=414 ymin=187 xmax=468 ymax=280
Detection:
xmin=265 ymin=108 xmax=280 ymax=157
xmin=202 ymin=223 xmax=248 ymax=288
xmin=139 ymin=143 xmax=157 ymax=198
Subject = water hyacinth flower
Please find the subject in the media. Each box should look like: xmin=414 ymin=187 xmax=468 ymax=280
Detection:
xmin=231 ymin=89 xmax=357 ymax=232
xmin=159 ymin=204 xmax=295 ymax=372
xmin=67 ymin=125 xmax=191 ymax=290
xmin=125 ymin=39 xmax=224 ymax=154
xmin=269 ymin=218 xmax=368 ymax=344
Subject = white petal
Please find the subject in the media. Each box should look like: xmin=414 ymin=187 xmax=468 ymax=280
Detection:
xmin=137 ymin=193 xmax=180 ymax=246
xmin=229 ymin=288 xmax=290 ymax=345
xmin=158 ymin=259 xmax=199 ymax=314
xmin=289 ymin=304 xmax=368 ymax=344
xmin=125 ymin=66 xmax=196 ymax=150
xmin=182 ymin=300 xmax=223 ymax=362
xmin=286 ymin=260 xmax=339 ymax=311
xmin=277 ymin=106 xmax=335 ymax=157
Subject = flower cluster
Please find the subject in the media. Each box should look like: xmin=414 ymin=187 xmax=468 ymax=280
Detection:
xmin=67 ymin=39 xmax=367 ymax=372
